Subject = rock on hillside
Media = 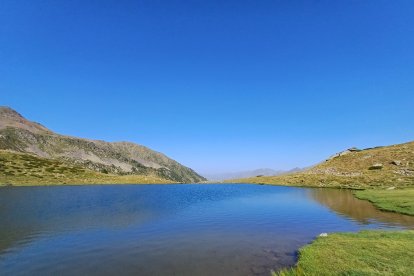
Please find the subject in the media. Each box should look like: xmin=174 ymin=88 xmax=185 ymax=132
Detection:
xmin=0 ymin=106 xmax=205 ymax=183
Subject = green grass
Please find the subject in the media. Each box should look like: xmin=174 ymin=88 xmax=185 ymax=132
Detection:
xmin=0 ymin=150 xmax=174 ymax=186
xmin=274 ymin=230 xmax=414 ymax=276
xmin=355 ymin=189 xmax=414 ymax=216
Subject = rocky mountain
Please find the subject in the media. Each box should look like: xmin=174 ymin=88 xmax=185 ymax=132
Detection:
xmin=0 ymin=106 xmax=205 ymax=183
xmin=234 ymin=141 xmax=414 ymax=189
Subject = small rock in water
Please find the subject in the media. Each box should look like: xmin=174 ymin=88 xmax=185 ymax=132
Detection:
xmin=250 ymin=266 xmax=266 ymax=275
xmin=319 ymin=233 xmax=328 ymax=237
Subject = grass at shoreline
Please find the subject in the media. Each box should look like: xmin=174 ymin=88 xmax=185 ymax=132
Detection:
xmin=0 ymin=150 xmax=174 ymax=186
xmin=0 ymin=174 xmax=175 ymax=186
xmin=232 ymin=172 xmax=414 ymax=189
xmin=274 ymin=230 xmax=414 ymax=276
xmin=355 ymin=189 xmax=414 ymax=216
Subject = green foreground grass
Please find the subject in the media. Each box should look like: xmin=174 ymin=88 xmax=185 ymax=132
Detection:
xmin=275 ymin=231 xmax=414 ymax=276
xmin=355 ymin=189 xmax=414 ymax=216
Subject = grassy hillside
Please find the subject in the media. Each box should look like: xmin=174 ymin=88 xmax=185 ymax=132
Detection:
xmin=0 ymin=150 xmax=174 ymax=186
xmin=234 ymin=141 xmax=414 ymax=189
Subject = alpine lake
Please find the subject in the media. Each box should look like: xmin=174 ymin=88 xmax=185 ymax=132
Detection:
xmin=1 ymin=184 xmax=413 ymax=276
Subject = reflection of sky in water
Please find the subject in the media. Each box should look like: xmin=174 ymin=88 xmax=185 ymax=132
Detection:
xmin=0 ymin=184 xmax=413 ymax=276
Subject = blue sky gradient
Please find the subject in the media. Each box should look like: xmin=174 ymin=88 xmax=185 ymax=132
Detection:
xmin=1 ymin=1 xmax=414 ymax=174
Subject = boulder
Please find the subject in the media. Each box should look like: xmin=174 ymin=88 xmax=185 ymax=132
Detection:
xmin=391 ymin=160 xmax=402 ymax=166
xmin=369 ymin=163 xmax=383 ymax=170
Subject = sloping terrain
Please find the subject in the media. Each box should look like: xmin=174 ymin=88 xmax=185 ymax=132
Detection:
xmin=0 ymin=106 xmax=205 ymax=184
xmin=0 ymin=150 xmax=173 ymax=185
xmin=234 ymin=141 xmax=414 ymax=189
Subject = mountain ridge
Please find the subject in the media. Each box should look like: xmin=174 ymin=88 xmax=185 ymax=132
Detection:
xmin=0 ymin=106 xmax=205 ymax=184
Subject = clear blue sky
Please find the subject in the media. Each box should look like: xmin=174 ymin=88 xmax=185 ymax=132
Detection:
xmin=1 ymin=1 xmax=413 ymax=174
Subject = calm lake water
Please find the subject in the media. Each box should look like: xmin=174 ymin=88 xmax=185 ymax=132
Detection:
xmin=1 ymin=184 xmax=413 ymax=276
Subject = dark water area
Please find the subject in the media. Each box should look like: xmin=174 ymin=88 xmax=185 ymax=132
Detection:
xmin=0 ymin=184 xmax=413 ymax=276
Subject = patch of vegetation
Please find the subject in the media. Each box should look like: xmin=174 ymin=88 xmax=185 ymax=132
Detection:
xmin=355 ymin=188 xmax=414 ymax=216
xmin=0 ymin=150 xmax=174 ymax=186
xmin=274 ymin=230 xmax=414 ymax=276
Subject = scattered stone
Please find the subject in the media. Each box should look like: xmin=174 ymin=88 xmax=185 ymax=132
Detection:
xmin=319 ymin=233 xmax=328 ymax=237
xmin=391 ymin=160 xmax=402 ymax=166
xmin=394 ymin=169 xmax=414 ymax=176
xmin=327 ymin=148 xmax=360 ymax=161
xmin=369 ymin=163 xmax=383 ymax=170
xmin=386 ymin=186 xmax=396 ymax=190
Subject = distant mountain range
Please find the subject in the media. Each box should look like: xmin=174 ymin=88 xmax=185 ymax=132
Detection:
xmin=203 ymin=167 xmax=304 ymax=181
xmin=0 ymin=106 xmax=205 ymax=184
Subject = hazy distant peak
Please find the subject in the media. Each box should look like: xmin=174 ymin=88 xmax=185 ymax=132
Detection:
xmin=203 ymin=168 xmax=303 ymax=181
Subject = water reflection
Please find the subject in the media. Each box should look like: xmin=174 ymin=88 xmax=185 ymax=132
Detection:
xmin=307 ymin=188 xmax=414 ymax=228
xmin=0 ymin=184 xmax=413 ymax=276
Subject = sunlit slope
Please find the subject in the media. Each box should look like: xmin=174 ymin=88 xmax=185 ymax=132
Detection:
xmin=0 ymin=150 xmax=174 ymax=186
xmin=234 ymin=141 xmax=414 ymax=189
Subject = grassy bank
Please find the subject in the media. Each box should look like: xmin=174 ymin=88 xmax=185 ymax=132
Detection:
xmin=274 ymin=230 xmax=414 ymax=276
xmin=355 ymin=189 xmax=414 ymax=216
xmin=233 ymin=172 xmax=414 ymax=190
xmin=0 ymin=150 xmax=174 ymax=186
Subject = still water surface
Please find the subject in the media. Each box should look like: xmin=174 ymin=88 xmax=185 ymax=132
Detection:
xmin=1 ymin=184 xmax=413 ymax=276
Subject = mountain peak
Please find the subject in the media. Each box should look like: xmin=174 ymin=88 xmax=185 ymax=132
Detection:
xmin=0 ymin=106 xmax=50 ymax=133
xmin=0 ymin=106 xmax=24 ymax=118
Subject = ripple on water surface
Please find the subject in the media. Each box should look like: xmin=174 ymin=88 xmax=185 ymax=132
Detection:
xmin=0 ymin=184 xmax=413 ymax=276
